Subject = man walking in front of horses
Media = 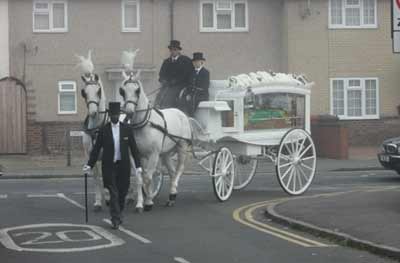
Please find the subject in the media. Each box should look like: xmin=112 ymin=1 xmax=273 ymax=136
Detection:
xmin=156 ymin=40 xmax=194 ymax=108
xmin=83 ymin=102 xmax=142 ymax=230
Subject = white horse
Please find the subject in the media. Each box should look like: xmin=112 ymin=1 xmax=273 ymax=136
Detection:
xmin=77 ymin=51 xmax=138 ymax=211
xmin=79 ymin=72 xmax=107 ymax=211
xmin=119 ymin=52 xmax=192 ymax=210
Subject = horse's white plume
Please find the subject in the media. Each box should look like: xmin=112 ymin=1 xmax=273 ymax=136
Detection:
xmin=121 ymin=49 xmax=140 ymax=71
xmin=75 ymin=50 xmax=94 ymax=74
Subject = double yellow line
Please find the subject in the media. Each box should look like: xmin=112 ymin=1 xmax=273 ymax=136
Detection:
xmin=233 ymin=199 xmax=332 ymax=247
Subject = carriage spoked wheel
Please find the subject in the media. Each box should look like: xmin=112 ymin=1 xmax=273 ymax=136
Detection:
xmin=233 ymin=155 xmax=258 ymax=190
xmin=276 ymin=128 xmax=316 ymax=195
xmin=212 ymin=147 xmax=235 ymax=202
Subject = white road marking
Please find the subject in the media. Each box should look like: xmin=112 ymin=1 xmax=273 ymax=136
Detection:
xmin=174 ymin=257 xmax=191 ymax=263
xmin=72 ymin=192 xmax=95 ymax=195
xmin=0 ymin=194 xmax=7 ymax=199
xmin=102 ymin=219 xmax=151 ymax=244
xmin=27 ymin=194 xmax=59 ymax=198
xmin=27 ymin=193 xmax=86 ymax=210
xmin=57 ymin=193 xmax=85 ymax=210
xmin=0 ymin=223 xmax=125 ymax=253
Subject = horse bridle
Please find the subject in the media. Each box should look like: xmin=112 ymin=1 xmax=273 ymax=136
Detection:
xmin=81 ymin=77 xmax=102 ymax=109
xmin=120 ymin=78 xmax=141 ymax=108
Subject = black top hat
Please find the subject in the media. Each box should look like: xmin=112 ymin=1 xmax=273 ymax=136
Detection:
xmin=168 ymin=40 xmax=182 ymax=50
xmin=109 ymin=102 xmax=121 ymax=115
xmin=192 ymin=52 xmax=205 ymax=61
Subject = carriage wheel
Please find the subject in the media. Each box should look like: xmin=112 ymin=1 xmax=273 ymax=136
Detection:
xmin=142 ymin=162 xmax=164 ymax=199
xmin=212 ymin=147 xmax=235 ymax=202
xmin=233 ymin=156 xmax=258 ymax=190
xmin=276 ymin=128 xmax=316 ymax=196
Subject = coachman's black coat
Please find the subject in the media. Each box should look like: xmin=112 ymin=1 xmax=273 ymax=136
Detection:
xmin=87 ymin=122 xmax=141 ymax=188
xmin=179 ymin=67 xmax=210 ymax=116
xmin=157 ymin=55 xmax=194 ymax=108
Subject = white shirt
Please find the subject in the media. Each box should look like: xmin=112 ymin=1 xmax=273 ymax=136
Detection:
xmin=111 ymin=122 xmax=121 ymax=162
xmin=195 ymin=66 xmax=203 ymax=75
xmin=171 ymin=55 xmax=180 ymax=62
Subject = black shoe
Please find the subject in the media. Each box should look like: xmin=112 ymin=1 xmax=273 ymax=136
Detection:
xmin=111 ymin=219 xmax=121 ymax=230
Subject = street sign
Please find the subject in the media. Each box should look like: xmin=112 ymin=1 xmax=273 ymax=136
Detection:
xmin=69 ymin=131 xmax=84 ymax=137
xmin=394 ymin=31 xmax=400 ymax=53
xmin=392 ymin=0 xmax=400 ymax=52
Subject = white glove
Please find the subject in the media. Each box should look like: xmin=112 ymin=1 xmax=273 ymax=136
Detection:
xmin=136 ymin=167 xmax=143 ymax=175
xmin=83 ymin=164 xmax=92 ymax=173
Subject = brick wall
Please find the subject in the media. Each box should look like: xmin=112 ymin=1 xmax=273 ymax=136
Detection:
xmin=27 ymin=121 xmax=84 ymax=155
xmin=344 ymin=117 xmax=400 ymax=147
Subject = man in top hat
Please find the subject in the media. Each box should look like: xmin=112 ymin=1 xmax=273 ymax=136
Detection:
xmin=179 ymin=52 xmax=210 ymax=116
xmin=156 ymin=40 xmax=194 ymax=108
xmin=83 ymin=102 xmax=142 ymax=229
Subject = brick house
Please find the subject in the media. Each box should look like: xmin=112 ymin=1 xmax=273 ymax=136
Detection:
xmin=0 ymin=0 xmax=399 ymax=154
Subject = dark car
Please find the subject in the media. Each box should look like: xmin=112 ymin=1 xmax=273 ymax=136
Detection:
xmin=378 ymin=136 xmax=400 ymax=174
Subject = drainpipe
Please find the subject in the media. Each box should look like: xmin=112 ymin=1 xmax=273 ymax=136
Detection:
xmin=170 ymin=0 xmax=175 ymax=40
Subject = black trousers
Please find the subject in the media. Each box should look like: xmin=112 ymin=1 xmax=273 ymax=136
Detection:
xmin=105 ymin=161 xmax=130 ymax=223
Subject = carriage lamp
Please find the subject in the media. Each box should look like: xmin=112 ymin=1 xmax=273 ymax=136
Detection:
xmin=244 ymin=87 xmax=255 ymax=109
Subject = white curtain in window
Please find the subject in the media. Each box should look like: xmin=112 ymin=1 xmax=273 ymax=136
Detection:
xmin=53 ymin=3 xmax=65 ymax=29
xmin=217 ymin=13 xmax=232 ymax=29
xmin=217 ymin=0 xmax=231 ymax=9
xmin=34 ymin=13 xmax=50 ymax=30
xmin=363 ymin=0 xmax=375 ymax=25
xmin=202 ymin=3 xmax=214 ymax=28
xmin=365 ymin=79 xmax=377 ymax=115
xmin=332 ymin=80 xmax=345 ymax=115
xmin=60 ymin=93 xmax=76 ymax=112
xmin=125 ymin=3 xmax=138 ymax=28
xmin=345 ymin=7 xmax=360 ymax=26
xmin=347 ymin=89 xmax=362 ymax=116
xmin=330 ymin=0 xmax=343 ymax=25
xmin=235 ymin=3 xmax=246 ymax=28
xmin=346 ymin=0 xmax=359 ymax=5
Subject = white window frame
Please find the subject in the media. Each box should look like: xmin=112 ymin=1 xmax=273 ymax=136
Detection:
xmin=121 ymin=0 xmax=141 ymax=32
xmin=200 ymin=0 xmax=249 ymax=32
xmin=58 ymin=81 xmax=77 ymax=115
xmin=328 ymin=0 xmax=377 ymax=29
xmin=33 ymin=0 xmax=68 ymax=33
xmin=330 ymin=77 xmax=379 ymax=120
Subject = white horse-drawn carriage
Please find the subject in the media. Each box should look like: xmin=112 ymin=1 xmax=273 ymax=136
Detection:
xmin=147 ymin=71 xmax=317 ymax=202
xmin=78 ymin=50 xmax=316 ymax=212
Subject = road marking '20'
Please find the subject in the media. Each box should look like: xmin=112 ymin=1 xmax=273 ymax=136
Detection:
xmin=0 ymin=223 xmax=125 ymax=253
xmin=14 ymin=230 xmax=102 ymax=245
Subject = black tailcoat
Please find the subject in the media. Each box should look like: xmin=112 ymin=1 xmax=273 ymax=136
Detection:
xmin=87 ymin=122 xmax=141 ymax=188
xmin=159 ymin=55 xmax=194 ymax=88
xmin=192 ymin=67 xmax=210 ymax=100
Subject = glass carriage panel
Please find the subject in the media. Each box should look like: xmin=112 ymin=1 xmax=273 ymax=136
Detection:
xmin=221 ymin=100 xmax=235 ymax=128
xmin=244 ymin=92 xmax=305 ymax=131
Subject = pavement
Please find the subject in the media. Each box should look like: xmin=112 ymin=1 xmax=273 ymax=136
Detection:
xmin=3 ymin=145 xmax=400 ymax=261
xmin=0 ymin=146 xmax=383 ymax=178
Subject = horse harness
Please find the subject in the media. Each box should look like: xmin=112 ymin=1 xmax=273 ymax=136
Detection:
xmin=123 ymin=105 xmax=191 ymax=147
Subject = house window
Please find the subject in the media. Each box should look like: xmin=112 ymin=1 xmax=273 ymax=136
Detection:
xmin=122 ymin=0 xmax=140 ymax=32
xmin=33 ymin=1 xmax=68 ymax=32
xmin=200 ymin=0 xmax=248 ymax=32
xmin=58 ymin=81 xmax=77 ymax=114
xmin=330 ymin=78 xmax=379 ymax=119
xmin=329 ymin=0 xmax=376 ymax=28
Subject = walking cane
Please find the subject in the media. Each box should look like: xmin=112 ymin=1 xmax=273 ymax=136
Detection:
xmin=84 ymin=172 xmax=88 ymax=223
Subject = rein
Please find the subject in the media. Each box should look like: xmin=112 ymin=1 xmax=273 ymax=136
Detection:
xmin=83 ymin=111 xmax=108 ymax=139
xmin=123 ymin=104 xmax=152 ymax=129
